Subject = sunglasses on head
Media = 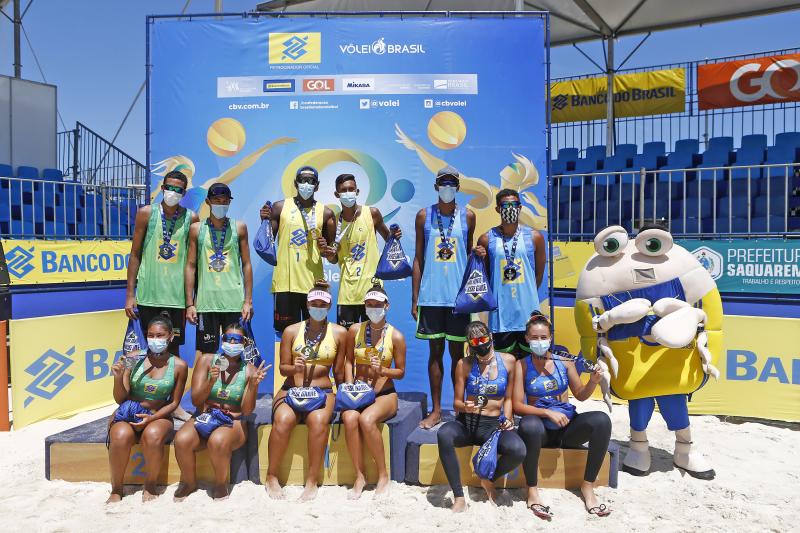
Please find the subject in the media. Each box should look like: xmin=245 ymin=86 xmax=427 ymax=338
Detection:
xmin=222 ymin=333 xmax=244 ymax=343
xmin=163 ymin=184 xmax=185 ymax=194
xmin=500 ymin=201 xmax=522 ymax=208
xmin=468 ymin=335 xmax=492 ymax=346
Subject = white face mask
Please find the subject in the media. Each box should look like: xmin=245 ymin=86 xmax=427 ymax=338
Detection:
xmin=528 ymin=339 xmax=551 ymax=357
xmin=438 ymin=186 xmax=457 ymax=203
xmin=308 ymin=306 xmax=328 ymax=322
xmin=339 ymin=191 xmax=357 ymax=208
xmin=210 ymin=204 xmax=229 ymax=219
xmin=147 ymin=337 xmax=169 ymax=354
xmin=365 ymin=307 xmax=386 ymax=323
xmin=297 ymin=183 xmax=316 ymax=200
xmin=221 ymin=342 xmax=244 ymax=357
xmin=163 ymin=190 xmax=183 ymax=207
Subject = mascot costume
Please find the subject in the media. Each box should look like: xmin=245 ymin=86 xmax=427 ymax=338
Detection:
xmin=574 ymin=224 xmax=722 ymax=480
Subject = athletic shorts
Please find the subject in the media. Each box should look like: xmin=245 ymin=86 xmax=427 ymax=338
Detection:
xmin=138 ymin=305 xmax=185 ymax=354
xmin=337 ymin=304 xmax=366 ymax=329
xmin=196 ymin=311 xmax=242 ymax=354
xmin=492 ymin=331 xmax=531 ymax=358
xmin=415 ymin=306 xmax=470 ymax=342
xmin=273 ymin=292 xmax=308 ymax=333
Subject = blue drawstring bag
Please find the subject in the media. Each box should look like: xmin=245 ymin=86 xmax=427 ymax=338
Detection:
xmin=472 ymin=415 xmax=506 ymax=480
xmin=454 ymin=252 xmax=497 ymax=313
xmin=113 ymin=399 xmax=152 ymax=424
xmin=535 ymin=396 xmax=577 ymax=430
xmin=194 ymin=408 xmax=234 ymax=439
xmin=285 ymin=386 xmax=327 ymax=413
xmin=239 ymin=318 xmax=263 ymax=367
xmin=334 ymin=381 xmax=376 ymax=412
xmin=121 ymin=318 xmax=147 ymax=356
xmin=253 ymin=216 xmax=277 ymax=266
xmin=375 ymin=225 xmax=412 ymax=280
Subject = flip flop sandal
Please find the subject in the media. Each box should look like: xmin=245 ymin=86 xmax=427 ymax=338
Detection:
xmin=587 ymin=504 xmax=612 ymax=517
xmin=529 ymin=504 xmax=553 ymax=520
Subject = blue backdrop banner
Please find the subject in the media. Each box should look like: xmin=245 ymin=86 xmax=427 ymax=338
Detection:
xmin=148 ymin=14 xmax=549 ymax=407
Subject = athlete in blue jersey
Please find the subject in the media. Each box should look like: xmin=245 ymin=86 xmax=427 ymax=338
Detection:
xmin=412 ymin=167 xmax=477 ymax=429
xmin=475 ymin=189 xmax=546 ymax=359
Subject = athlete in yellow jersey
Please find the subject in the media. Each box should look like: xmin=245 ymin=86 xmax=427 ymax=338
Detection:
xmin=259 ymin=166 xmax=336 ymax=333
xmin=322 ymin=173 xmax=401 ymax=329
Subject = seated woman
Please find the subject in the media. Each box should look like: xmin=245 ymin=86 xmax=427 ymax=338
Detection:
xmin=267 ymin=280 xmax=347 ymax=502
xmin=513 ymin=311 xmax=612 ymax=519
xmin=437 ymin=321 xmax=526 ymax=513
xmin=341 ymin=284 xmax=406 ymax=500
xmin=107 ymin=311 xmax=188 ymax=503
xmin=173 ymin=323 xmax=268 ymax=501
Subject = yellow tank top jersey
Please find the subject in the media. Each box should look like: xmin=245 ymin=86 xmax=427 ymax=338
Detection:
xmin=353 ymin=322 xmax=395 ymax=367
xmin=272 ymin=198 xmax=324 ymax=294
xmin=291 ymin=321 xmax=338 ymax=367
xmin=336 ymin=208 xmax=379 ymax=305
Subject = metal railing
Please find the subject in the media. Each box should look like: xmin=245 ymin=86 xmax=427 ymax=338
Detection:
xmin=553 ymin=162 xmax=799 ymax=239
xmin=0 ymin=176 xmax=145 ymax=239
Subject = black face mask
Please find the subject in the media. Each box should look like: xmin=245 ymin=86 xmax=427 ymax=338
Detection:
xmin=469 ymin=341 xmax=492 ymax=357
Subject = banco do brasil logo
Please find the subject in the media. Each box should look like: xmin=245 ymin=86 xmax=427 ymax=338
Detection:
xmin=6 ymin=245 xmax=35 ymax=278
xmin=269 ymin=32 xmax=321 ymax=64
xmin=552 ymin=94 xmax=569 ymax=111
xmin=24 ymin=347 xmax=75 ymax=407
xmin=290 ymin=228 xmax=308 ymax=247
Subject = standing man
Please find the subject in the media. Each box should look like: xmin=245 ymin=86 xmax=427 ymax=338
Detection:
xmin=412 ymin=167 xmax=476 ymax=429
xmin=323 ymin=173 xmax=402 ymax=329
xmin=125 ymin=170 xmax=199 ymax=355
xmin=185 ymin=183 xmax=254 ymax=356
xmin=259 ymin=166 xmax=336 ymax=333
xmin=474 ymin=189 xmax=546 ymax=358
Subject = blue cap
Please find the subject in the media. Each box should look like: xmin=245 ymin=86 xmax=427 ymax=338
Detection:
xmin=207 ymin=182 xmax=233 ymax=199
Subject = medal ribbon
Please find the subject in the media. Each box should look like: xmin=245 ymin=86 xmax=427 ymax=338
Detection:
xmin=436 ymin=205 xmax=457 ymax=253
xmin=334 ymin=207 xmax=359 ymax=249
xmin=207 ymin=219 xmax=228 ymax=262
xmin=501 ymin=227 xmax=520 ymax=276
xmin=294 ymin=198 xmax=317 ymax=240
xmin=160 ymin=206 xmax=180 ymax=252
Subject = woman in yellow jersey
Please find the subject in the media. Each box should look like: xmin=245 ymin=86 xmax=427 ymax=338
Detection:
xmin=267 ymin=280 xmax=347 ymax=502
xmin=173 ymin=323 xmax=269 ymax=501
xmin=341 ymin=284 xmax=406 ymax=499
xmin=107 ymin=312 xmax=189 ymax=503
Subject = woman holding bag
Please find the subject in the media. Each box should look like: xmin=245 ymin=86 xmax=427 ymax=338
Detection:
xmin=267 ymin=280 xmax=347 ymax=502
xmin=339 ymin=284 xmax=406 ymax=500
xmin=513 ymin=311 xmax=612 ymax=519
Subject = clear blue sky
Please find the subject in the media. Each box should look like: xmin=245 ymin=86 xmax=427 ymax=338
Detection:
xmin=1 ymin=1 xmax=800 ymax=164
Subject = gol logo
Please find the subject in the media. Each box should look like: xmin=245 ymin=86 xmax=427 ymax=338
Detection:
xmin=699 ymin=53 xmax=800 ymax=110
xmin=303 ymin=78 xmax=334 ymax=92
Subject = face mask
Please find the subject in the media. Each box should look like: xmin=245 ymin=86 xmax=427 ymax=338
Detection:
xmin=147 ymin=337 xmax=169 ymax=354
xmin=469 ymin=341 xmax=492 ymax=358
xmin=308 ymin=306 xmax=328 ymax=322
xmin=297 ymin=183 xmax=316 ymax=200
xmin=365 ymin=307 xmax=386 ymax=323
xmin=528 ymin=339 xmax=551 ymax=357
xmin=163 ymin=190 xmax=183 ymax=207
xmin=221 ymin=342 xmax=244 ymax=357
xmin=501 ymin=205 xmax=521 ymax=224
xmin=210 ymin=204 xmax=229 ymax=219
xmin=438 ymin=186 xmax=457 ymax=203
xmin=338 ymin=191 xmax=357 ymax=208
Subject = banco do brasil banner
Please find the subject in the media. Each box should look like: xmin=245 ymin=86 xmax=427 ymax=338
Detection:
xmin=550 ymin=68 xmax=685 ymax=123
xmin=149 ymin=15 xmax=549 ymax=398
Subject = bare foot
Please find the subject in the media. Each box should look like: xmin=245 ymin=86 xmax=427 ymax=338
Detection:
xmin=142 ymin=487 xmax=158 ymax=502
xmin=298 ymin=481 xmax=319 ymax=502
xmin=451 ymin=496 xmax=467 ymax=513
xmin=173 ymin=483 xmax=197 ymax=502
xmin=420 ymin=410 xmax=442 ymax=429
xmin=374 ymin=474 xmax=390 ymax=499
xmin=479 ymin=479 xmax=497 ymax=506
xmin=106 ymin=491 xmax=123 ymax=504
xmin=212 ymin=484 xmax=229 ymax=500
xmin=348 ymin=474 xmax=367 ymax=500
xmin=265 ymin=476 xmax=285 ymax=500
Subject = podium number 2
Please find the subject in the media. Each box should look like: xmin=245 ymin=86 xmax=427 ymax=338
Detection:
xmin=131 ymin=452 xmax=146 ymax=477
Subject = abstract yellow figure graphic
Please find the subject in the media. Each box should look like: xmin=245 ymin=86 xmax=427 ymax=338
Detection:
xmin=207 ymin=118 xmax=247 ymax=157
xmin=427 ymin=111 xmax=467 ymax=150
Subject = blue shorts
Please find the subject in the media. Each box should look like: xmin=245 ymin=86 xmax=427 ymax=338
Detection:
xmin=629 ymin=395 xmax=690 ymax=431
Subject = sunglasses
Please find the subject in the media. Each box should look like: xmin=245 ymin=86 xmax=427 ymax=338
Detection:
xmin=500 ymin=201 xmax=522 ymax=209
xmin=222 ymin=333 xmax=244 ymax=343
xmin=296 ymin=175 xmax=318 ymax=185
xmin=467 ymin=335 xmax=492 ymax=346
xmin=436 ymin=180 xmax=459 ymax=187
xmin=163 ymin=184 xmax=186 ymax=194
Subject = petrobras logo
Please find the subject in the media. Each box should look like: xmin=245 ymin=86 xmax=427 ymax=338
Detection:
xmin=23 ymin=347 xmax=76 ymax=407
xmin=263 ymin=79 xmax=295 ymax=93
xmin=6 ymin=245 xmax=34 ymax=278
xmin=692 ymin=246 xmax=724 ymax=280
xmin=343 ymin=78 xmax=375 ymax=91
xmin=303 ymin=78 xmax=334 ymax=92
xmin=268 ymin=32 xmax=321 ymax=65
xmin=339 ymin=37 xmax=426 ymax=56
xmin=434 ymin=79 xmax=471 ymax=90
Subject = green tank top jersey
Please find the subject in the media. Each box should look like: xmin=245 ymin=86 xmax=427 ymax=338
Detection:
xmin=195 ymin=219 xmax=244 ymax=313
xmin=208 ymin=355 xmax=248 ymax=406
xmin=130 ymin=356 xmax=176 ymax=402
xmin=136 ymin=204 xmax=193 ymax=308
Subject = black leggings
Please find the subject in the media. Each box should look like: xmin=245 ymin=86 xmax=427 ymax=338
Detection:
xmin=517 ymin=412 xmax=611 ymax=486
xmin=437 ymin=414 xmax=526 ymax=498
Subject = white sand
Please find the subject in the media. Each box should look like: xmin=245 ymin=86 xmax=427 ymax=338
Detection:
xmin=0 ymin=400 xmax=797 ymax=533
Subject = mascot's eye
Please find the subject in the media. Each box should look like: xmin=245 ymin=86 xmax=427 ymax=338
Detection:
xmin=603 ymin=238 xmax=620 ymax=253
xmin=645 ymin=238 xmax=662 ymax=253
xmin=635 ymin=229 xmax=673 ymax=256
xmin=593 ymin=226 xmax=628 ymax=257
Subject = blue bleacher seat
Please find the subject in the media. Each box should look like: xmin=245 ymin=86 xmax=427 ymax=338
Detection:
xmin=551 ymin=159 xmax=566 ymax=175
xmin=674 ymin=139 xmax=700 ymax=155
xmin=731 ymin=147 xmax=765 ymax=180
xmin=0 ymin=164 xmax=12 ymax=192
xmin=643 ymin=141 xmax=666 ymax=156
xmin=775 ymin=132 xmax=800 ymax=151
xmin=740 ymin=134 xmax=768 ymax=152
xmin=16 ymin=166 xmax=39 ymax=180
xmin=42 ymin=168 xmax=63 ymax=181
xmin=715 ymin=216 xmax=750 ymax=233
xmin=574 ymin=158 xmax=601 ymax=174
xmin=718 ymin=196 xmax=750 ymax=218
xmin=615 ymin=144 xmax=637 ymax=160
xmin=753 ymin=195 xmax=788 ymax=217
xmin=752 ymin=215 xmax=786 ymax=232
xmin=557 ymin=148 xmax=579 ymax=164
xmin=765 ymin=145 xmax=796 ymax=164
xmin=700 ymin=148 xmax=731 ymax=167
xmin=707 ymin=136 xmax=734 ymax=153
xmin=585 ymin=145 xmax=607 ymax=163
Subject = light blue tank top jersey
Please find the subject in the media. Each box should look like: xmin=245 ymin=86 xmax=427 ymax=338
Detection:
xmin=418 ymin=204 xmax=469 ymax=307
xmin=487 ymin=225 xmax=541 ymax=333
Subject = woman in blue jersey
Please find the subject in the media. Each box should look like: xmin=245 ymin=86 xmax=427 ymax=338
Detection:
xmin=474 ymin=189 xmax=546 ymax=359
xmin=436 ymin=321 xmax=525 ymax=512
xmin=513 ymin=312 xmax=612 ymax=519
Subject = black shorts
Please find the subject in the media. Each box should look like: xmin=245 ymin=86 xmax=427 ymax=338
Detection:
xmin=273 ymin=292 xmax=308 ymax=333
xmin=492 ymin=331 xmax=530 ymax=358
xmin=337 ymin=305 xmax=366 ymax=329
xmin=138 ymin=305 xmax=185 ymax=354
xmin=415 ymin=306 xmax=470 ymax=342
xmin=196 ymin=311 xmax=242 ymax=353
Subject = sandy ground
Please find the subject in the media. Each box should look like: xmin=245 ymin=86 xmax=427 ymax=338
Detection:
xmin=0 ymin=399 xmax=797 ymax=533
